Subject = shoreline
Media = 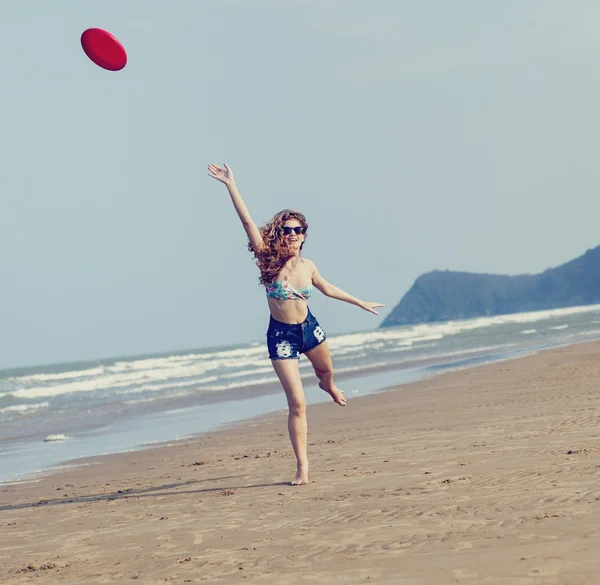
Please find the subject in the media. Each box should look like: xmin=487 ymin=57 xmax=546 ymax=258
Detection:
xmin=0 ymin=341 xmax=524 ymax=443
xmin=2 ymin=339 xmax=600 ymax=583
xmin=2 ymin=333 xmax=599 ymax=487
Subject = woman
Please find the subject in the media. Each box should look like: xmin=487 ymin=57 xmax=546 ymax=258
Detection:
xmin=208 ymin=163 xmax=384 ymax=485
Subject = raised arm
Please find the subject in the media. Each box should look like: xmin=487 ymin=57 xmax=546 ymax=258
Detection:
xmin=310 ymin=260 xmax=385 ymax=315
xmin=208 ymin=163 xmax=264 ymax=254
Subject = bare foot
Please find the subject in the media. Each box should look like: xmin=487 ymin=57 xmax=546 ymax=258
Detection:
xmin=319 ymin=381 xmax=347 ymax=406
xmin=291 ymin=462 xmax=309 ymax=486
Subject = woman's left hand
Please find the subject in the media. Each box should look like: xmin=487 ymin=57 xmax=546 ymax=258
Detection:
xmin=360 ymin=301 xmax=385 ymax=315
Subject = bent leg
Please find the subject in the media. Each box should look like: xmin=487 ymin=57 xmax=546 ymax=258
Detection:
xmin=271 ymin=358 xmax=310 ymax=485
xmin=304 ymin=341 xmax=346 ymax=406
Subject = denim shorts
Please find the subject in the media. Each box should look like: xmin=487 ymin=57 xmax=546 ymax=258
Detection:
xmin=266 ymin=308 xmax=327 ymax=360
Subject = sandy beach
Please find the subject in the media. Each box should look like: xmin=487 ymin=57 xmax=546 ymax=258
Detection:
xmin=2 ymin=340 xmax=600 ymax=584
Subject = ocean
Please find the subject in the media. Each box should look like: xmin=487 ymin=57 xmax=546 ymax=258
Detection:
xmin=2 ymin=304 xmax=600 ymax=484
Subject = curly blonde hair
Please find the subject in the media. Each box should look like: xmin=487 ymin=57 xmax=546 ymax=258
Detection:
xmin=249 ymin=209 xmax=308 ymax=285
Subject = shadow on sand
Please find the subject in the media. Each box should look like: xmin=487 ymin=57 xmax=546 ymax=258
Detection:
xmin=0 ymin=476 xmax=294 ymax=512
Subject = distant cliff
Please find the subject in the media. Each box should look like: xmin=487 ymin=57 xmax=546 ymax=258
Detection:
xmin=379 ymin=245 xmax=600 ymax=328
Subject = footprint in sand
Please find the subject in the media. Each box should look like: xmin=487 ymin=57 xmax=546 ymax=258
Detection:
xmin=155 ymin=534 xmax=176 ymax=549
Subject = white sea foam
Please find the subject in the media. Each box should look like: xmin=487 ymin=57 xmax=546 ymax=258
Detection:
xmin=14 ymin=366 xmax=105 ymax=383
xmin=3 ymin=303 xmax=599 ymax=423
xmin=10 ymin=347 xmax=268 ymax=391
xmin=185 ymin=375 xmax=283 ymax=393
xmin=108 ymin=345 xmax=267 ymax=374
xmin=0 ymin=401 xmax=49 ymax=414
xmin=520 ymin=329 xmax=537 ymax=335
xmin=330 ymin=305 xmax=600 ymax=351
xmin=44 ymin=434 xmax=67 ymax=442
xmin=115 ymin=377 xmax=219 ymax=396
xmin=225 ymin=365 xmax=274 ymax=378
xmin=11 ymin=363 xmax=221 ymax=399
xmin=120 ymin=374 xmax=281 ymax=401
xmin=580 ymin=328 xmax=600 ymax=336
xmin=0 ymin=477 xmax=44 ymax=486
xmin=121 ymin=391 xmax=194 ymax=406
xmin=335 ymin=343 xmax=521 ymax=372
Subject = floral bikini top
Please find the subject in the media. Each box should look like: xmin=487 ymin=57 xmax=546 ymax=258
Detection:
xmin=265 ymin=280 xmax=314 ymax=301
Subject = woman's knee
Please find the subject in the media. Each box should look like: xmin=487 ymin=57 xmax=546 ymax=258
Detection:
xmin=288 ymin=397 xmax=306 ymax=417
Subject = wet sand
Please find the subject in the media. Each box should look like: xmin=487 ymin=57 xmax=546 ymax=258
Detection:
xmin=2 ymin=341 xmax=600 ymax=584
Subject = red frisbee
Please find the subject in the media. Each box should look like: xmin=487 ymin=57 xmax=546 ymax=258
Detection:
xmin=81 ymin=28 xmax=127 ymax=71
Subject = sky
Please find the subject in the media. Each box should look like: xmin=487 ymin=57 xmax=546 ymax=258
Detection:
xmin=3 ymin=0 xmax=600 ymax=370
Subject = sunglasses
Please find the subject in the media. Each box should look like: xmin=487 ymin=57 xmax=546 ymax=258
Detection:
xmin=281 ymin=226 xmax=306 ymax=235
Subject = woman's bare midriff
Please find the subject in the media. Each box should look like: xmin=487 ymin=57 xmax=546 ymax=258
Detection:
xmin=265 ymin=256 xmax=313 ymax=323
xmin=267 ymin=297 xmax=309 ymax=323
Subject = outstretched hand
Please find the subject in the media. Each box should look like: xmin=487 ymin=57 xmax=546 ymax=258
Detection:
xmin=208 ymin=163 xmax=235 ymax=186
xmin=361 ymin=301 xmax=385 ymax=315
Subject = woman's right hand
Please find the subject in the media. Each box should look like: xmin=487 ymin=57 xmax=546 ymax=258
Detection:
xmin=208 ymin=163 xmax=235 ymax=187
